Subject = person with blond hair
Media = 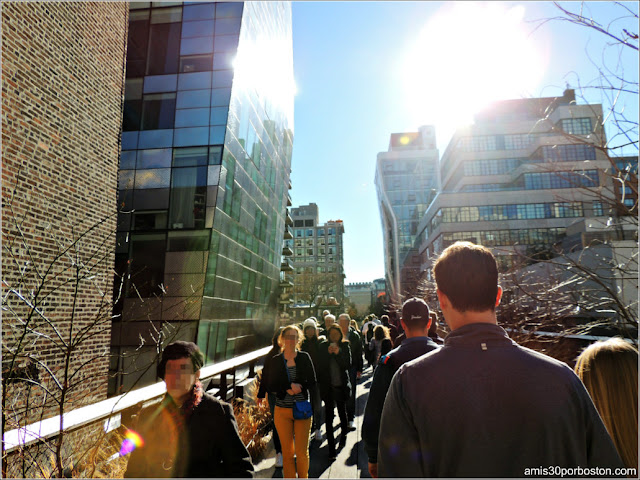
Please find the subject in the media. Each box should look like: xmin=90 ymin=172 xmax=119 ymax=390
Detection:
xmin=262 ymin=325 xmax=317 ymax=478
xmin=575 ymin=338 xmax=638 ymax=470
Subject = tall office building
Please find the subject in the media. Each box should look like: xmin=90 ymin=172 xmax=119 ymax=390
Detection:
xmin=375 ymin=126 xmax=439 ymax=301
xmin=112 ymin=1 xmax=294 ymax=393
xmin=286 ymin=203 xmax=346 ymax=318
xmin=417 ymin=90 xmax=622 ymax=273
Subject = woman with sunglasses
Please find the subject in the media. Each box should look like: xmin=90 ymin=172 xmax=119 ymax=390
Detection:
xmin=263 ymin=325 xmax=317 ymax=478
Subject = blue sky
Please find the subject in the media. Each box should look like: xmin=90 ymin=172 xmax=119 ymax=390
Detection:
xmin=288 ymin=1 xmax=639 ymax=284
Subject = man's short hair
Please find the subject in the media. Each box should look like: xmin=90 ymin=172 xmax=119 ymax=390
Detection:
xmin=401 ymin=297 xmax=431 ymax=330
xmin=338 ymin=313 xmax=351 ymax=323
xmin=433 ymin=241 xmax=499 ymax=312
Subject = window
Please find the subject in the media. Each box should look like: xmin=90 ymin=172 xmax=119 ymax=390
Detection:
xmin=328 ymin=228 xmax=335 ymax=235
xmin=147 ymin=22 xmax=181 ymax=75
xmin=142 ymin=93 xmax=176 ymax=130
xmin=173 ymin=147 xmax=208 ymax=167
xmin=137 ymin=148 xmax=172 ymax=169
xmin=317 ymin=228 xmax=324 ymax=236
xmin=560 ymin=118 xmax=592 ymax=135
xmin=167 ymin=230 xmax=210 ymax=251
xmin=540 ymin=145 xmax=596 ymax=162
xmin=179 ymin=54 xmax=213 ymax=73
xmin=304 ymin=219 xmax=313 ymax=227
xmin=128 ymin=234 xmax=166 ymax=297
xmin=294 ymin=220 xmax=303 ymax=227
xmin=169 ymin=167 xmax=207 ymax=229
xmin=126 ymin=11 xmax=150 ymax=78
xmin=133 ymin=210 xmax=168 ymax=230
xmin=306 ymin=229 xmax=313 ymax=237
xmin=295 ymin=229 xmax=303 ymax=238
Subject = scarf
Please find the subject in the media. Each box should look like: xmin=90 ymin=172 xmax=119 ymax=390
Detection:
xmin=164 ymin=380 xmax=204 ymax=435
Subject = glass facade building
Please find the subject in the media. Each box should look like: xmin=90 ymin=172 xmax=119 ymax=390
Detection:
xmin=111 ymin=1 xmax=294 ymax=393
xmin=374 ymin=126 xmax=439 ymax=299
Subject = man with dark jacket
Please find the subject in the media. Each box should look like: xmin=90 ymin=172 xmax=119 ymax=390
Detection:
xmin=362 ymin=297 xmax=439 ymax=478
xmin=125 ymin=341 xmax=254 ymax=478
xmin=338 ymin=313 xmax=362 ymax=429
xmin=301 ymin=317 xmax=325 ymax=441
xmin=378 ymin=242 xmax=625 ymax=477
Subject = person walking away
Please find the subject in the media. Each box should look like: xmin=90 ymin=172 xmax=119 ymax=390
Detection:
xmin=264 ymin=326 xmax=317 ymax=478
xmin=124 ymin=341 xmax=253 ymax=478
xmin=368 ymin=325 xmax=389 ymax=371
xmin=317 ymin=324 xmax=352 ymax=460
xmin=378 ymin=241 xmax=624 ymax=477
xmin=338 ymin=313 xmax=362 ymax=430
xmin=380 ymin=315 xmax=398 ymax=345
xmin=575 ymin=338 xmax=638 ymax=471
xmin=301 ymin=318 xmax=325 ymax=442
xmin=257 ymin=328 xmax=284 ymax=468
xmin=362 ymin=297 xmax=440 ymax=478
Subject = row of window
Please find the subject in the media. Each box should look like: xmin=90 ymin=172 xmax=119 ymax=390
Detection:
xmin=294 ymin=228 xmax=337 ymax=238
xmin=120 ymin=146 xmax=222 ymax=169
xmin=559 ymin=117 xmax=593 ymax=135
xmin=294 ymin=247 xmax=338 ymax=256
xmin=538 ymin=144 xmax=596 ymax=162
xmin=440 ymin=227 xmax=567 ymax=248
xmin=457 ymin=132 xmax=555 ymax=153
xmin=295 ymin=267 xmax=339 ymax=274
xmin=287 ymin=238 xmax=335 ymax=247
xmin=522 ymin=170 xmax=598 ymax=190
xmin=463 ymin=157 xmax=525 ymax=176
xmin=127 ymin=5 xmax=242 ymax=78
xmin=293 ymin=219 xmax=315 ymax=227
xmin=122 ymin=125 xmax=227 ymax=150
xmin=124 ymin=86 xmax=231 ymax=131
xmin=118 ymin=165 xmax=221 ymax=190
xmin=460 ymin=169 xmax=599 ymax=192
xmin=430 ymin=201 xmax=584 ymax=229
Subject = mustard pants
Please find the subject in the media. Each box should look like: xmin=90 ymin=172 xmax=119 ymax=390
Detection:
xmin=274 ymin=405 xmax=312 ymax=478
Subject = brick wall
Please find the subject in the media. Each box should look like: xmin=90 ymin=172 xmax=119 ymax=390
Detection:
xmin=2 ymin=2 xmax=128 ymax=428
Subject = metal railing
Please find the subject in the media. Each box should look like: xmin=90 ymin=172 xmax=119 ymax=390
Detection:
xmin=3 ymin=346 xmax=271 ymax=452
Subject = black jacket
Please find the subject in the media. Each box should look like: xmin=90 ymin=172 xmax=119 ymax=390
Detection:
xmin=316 ymin=339 xmax=352 ymax=399
xmin=378 ymin=323 xmax=625 ymax=477
xmin=301 ymin=336 xmax=323 ymax=370
xmin=362 ymin=336 xmax=440 ymax=463
xmin=257 ymin=345 xmax=281 ymax=399
xmin=264 ymin=350 xmax=317 ymax=401
xmin=347 ymin=328 xmax=363 ymax=372
xmin=124 ymin=393 xmax=254 ymax=478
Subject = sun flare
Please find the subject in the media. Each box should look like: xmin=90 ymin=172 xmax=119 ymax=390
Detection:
xmin=403 ymin=2 xmax=548 ymax=138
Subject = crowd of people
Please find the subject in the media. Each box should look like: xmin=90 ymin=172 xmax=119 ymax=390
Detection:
xmin=123 ymin=241 xmax=638 ymax=478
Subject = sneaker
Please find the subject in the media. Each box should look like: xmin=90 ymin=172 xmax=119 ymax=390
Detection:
xmin=315 ymin=428 xmax=324 ymax=442
xmin=275 ymin=452 xmax=283 ymax=468
xmin=348 ymin=420 xmax=355 ymax=430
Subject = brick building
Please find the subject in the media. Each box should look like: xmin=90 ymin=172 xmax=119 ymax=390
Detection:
xmin=2 ymin=1 xmax=127 ymax=430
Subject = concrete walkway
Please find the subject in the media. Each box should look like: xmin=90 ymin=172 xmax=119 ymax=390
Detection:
xmin=254 ymin=366 xmax=374 ymax=479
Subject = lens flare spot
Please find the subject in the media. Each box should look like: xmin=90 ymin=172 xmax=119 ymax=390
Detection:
xmin=120 ymin=429 xmax=144 ymax=456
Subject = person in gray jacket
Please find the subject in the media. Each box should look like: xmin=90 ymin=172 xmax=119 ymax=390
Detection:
xmin=362 ymin=297 xmax=440 ymax=478
xmin=378 ymin=241 xmax=625 ymax=478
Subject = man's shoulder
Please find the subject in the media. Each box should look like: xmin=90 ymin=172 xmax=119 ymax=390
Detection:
xmin=198 ymin=392 xmax=232 ymax=415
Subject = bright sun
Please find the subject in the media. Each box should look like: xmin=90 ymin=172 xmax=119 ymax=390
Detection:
xmin=403 ymin=2 xmax=548 ymax=138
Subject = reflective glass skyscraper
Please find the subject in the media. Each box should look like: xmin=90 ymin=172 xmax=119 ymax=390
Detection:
xmin=112 ymin=1 xmax=294 ymax=393
xmin=374 ymin=126 xmax=439 ymax=301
